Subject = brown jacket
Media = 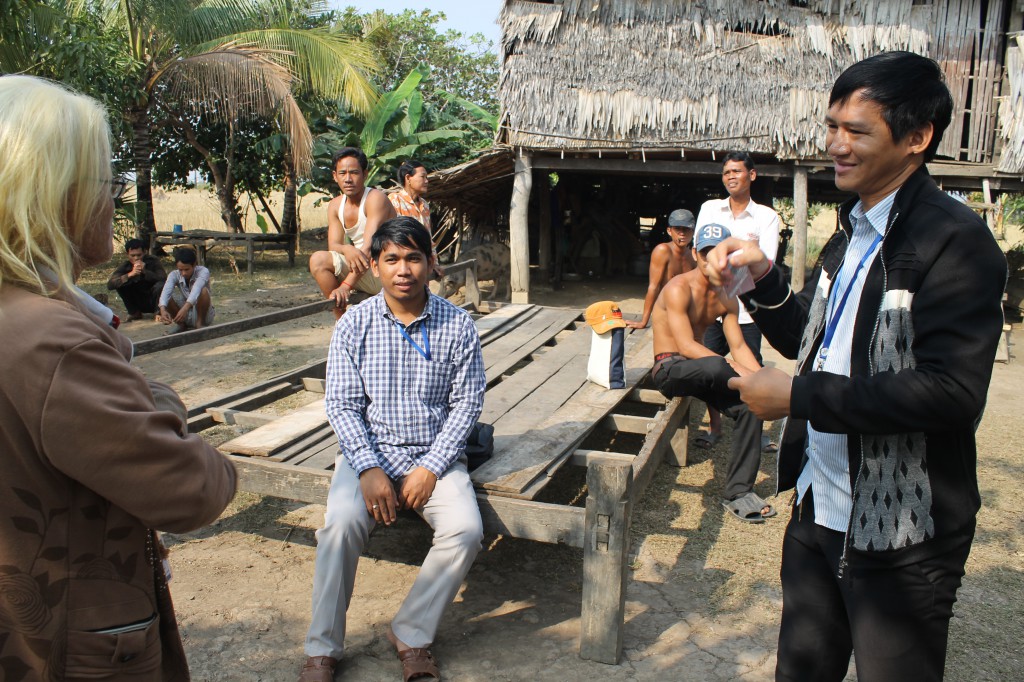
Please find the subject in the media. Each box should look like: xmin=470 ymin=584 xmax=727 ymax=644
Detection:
xmin=0 ymin=285 xmax=237 ymax=681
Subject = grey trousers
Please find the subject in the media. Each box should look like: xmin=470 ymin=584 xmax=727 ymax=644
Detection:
xmin=304 ymin=456 xmax=483 ymax=659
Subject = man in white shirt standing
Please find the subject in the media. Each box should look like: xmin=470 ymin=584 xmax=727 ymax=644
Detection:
xmin=695 ymin=152 xmax=780 ymax=448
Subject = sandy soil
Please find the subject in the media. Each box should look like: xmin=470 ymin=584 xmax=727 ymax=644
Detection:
xmin=98 ymin=260 xmax=1024 ymax=682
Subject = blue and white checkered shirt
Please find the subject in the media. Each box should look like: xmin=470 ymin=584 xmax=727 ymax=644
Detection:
xmin=797 ymin=190 xmax=896 ymax=532
xmin=325 ymin=290 xmax=485 ymax=480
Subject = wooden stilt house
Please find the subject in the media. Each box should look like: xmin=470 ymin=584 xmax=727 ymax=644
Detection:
xmin=426 ymin=0 xmax=1024 ymax=301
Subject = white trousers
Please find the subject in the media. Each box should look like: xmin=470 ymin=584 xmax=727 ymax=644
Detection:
xmin=304 ymin=456 xmax=483 ymax=659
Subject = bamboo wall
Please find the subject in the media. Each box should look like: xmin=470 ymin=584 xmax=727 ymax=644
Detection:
xmin=500 ymin=0 xmax=1020 ymax=170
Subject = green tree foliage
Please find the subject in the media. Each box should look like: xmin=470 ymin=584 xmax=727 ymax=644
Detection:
xmin=2 ymin=0 xmax=379 ymax=236
xmin=330 ymin=8 xmax=500 ymax=169
xmin=309 ymin=63 xmax=467 ymax=192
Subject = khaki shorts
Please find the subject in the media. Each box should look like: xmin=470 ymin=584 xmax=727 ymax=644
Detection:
xmin=330 ymin=250 xmax=382 ymax=294
xmin=170 ymin=288 xmax=215 ymax=328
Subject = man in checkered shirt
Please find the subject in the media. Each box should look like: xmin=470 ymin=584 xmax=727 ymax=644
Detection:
xmin=300 ymin=217 xmax=485 ymax=682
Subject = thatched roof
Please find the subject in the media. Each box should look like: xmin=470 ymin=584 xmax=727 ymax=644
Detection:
xmin=426 ymin=147 xmax=515 ymax=218
xmin=499 ymin=0 xmax=1024 ymax=172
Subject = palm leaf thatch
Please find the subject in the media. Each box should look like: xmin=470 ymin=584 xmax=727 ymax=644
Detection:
xmin=499 ymin=0 xmax=1020 ymax=170
xmin=153 ymin=43 xmax=313 ymax=174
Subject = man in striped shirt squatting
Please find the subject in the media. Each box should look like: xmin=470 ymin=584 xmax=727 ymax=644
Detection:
xmin=707 ymin=52 xmax=1007 ymax=680
xmin=299 ymin=216 xmax=486 ymax=682
xmin=650 ymin=223 xmax=773 ymax=524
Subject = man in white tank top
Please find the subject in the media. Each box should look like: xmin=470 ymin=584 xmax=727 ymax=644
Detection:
xmin=309 ymin=147 xmax=397 ymax=319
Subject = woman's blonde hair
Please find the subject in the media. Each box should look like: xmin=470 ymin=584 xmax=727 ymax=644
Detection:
xmin=0 ymin=75 xmax=113 ymax=294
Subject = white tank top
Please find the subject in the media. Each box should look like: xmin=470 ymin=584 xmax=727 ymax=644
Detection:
xmin=338 ymin=188 xmax=381 ymax=249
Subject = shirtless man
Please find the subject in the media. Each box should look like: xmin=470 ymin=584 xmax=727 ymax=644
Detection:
xmin=627 ymin=208 xmax=697 ymax=329
xmin=651 ymin=223 xmax=774 ymax=523
xmin=309 ymin=147 xmax=397 ymax=319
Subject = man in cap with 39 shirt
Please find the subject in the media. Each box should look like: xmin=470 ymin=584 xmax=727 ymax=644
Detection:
xmin=650 ymin=223 xmax=773 ymax=523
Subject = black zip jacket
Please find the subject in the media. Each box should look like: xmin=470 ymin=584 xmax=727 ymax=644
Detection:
xmin=742 ymin=166 xmax=1006 ymax=561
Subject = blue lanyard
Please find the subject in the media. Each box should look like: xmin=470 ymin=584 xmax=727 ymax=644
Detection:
xmin=817 ymin=233 xmax=882 ymax=370
xmin=396 ymin=320 xmax=431 ymax=361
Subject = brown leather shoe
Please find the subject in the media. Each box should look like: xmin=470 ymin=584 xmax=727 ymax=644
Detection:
xmin=298 ymin=656 xmax=337 ymax=682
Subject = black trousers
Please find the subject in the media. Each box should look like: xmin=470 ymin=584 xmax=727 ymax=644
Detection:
xmin=115 ymin=280 xmax=162 ymax=315
xmin=704 ymin=320 xmax=764 ymax=365
xmin=776 ymin=490 xmax=972 ymax=682
xmin=653 ymin=355 xmax=763 ymax=500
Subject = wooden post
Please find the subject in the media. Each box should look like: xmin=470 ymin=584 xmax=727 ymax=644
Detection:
xmin=538 ymin=172 xmax=551 ymax=271
xmin=510 ymin=151 xmax=533 ymax=303
xmin=792 ymin=165 xmax=809 ymax=292
xmin=580 ymin=460 xmax=633 ymax=664
xmin=246 ymin=237 xmax=255 ymax=276
xmin=665 ymin=399 xmax=690 ymax=467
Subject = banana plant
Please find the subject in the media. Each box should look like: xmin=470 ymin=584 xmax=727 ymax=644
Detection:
xmin=313 ymin=63 xmax=467 ymax=188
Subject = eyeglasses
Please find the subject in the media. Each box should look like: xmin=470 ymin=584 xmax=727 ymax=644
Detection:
xmin=109 ymin=177 xmax=128 ymax=200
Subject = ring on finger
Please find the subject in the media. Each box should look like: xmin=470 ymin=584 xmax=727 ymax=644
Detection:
xmin=372 ymin=503 xmax=379 ymax=509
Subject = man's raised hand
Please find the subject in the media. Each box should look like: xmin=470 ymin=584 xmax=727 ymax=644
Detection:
xmin=705 ymin=237 xmax=771 ymax=288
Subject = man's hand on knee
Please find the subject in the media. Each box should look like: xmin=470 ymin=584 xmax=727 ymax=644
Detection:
xmin=398 ymin=467 xmax=437 ymax=511
xmin=341 ymin=244 xmax=369 ymax=278
xmin=328 ymin=282 xmax=352 ymax=309
xmin=359 ymin=467 xmax=398 ymax=525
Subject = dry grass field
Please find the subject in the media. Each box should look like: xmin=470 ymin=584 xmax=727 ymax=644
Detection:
xmin=149 ymin=186 xmax=331 ymax=234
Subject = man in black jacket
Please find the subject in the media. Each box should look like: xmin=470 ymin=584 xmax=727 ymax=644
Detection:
xmin=107 ymin=238 xmax=166 ymax=320
xmin=706 ymin=52 xmax=1007 ymax=681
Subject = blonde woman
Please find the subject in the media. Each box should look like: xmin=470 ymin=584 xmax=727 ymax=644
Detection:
xmin=0 ymin=75 xmax=236 ymax=680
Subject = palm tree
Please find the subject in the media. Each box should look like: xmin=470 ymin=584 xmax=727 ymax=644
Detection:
xmin=80 ymin=0 xmax=377 ymax=237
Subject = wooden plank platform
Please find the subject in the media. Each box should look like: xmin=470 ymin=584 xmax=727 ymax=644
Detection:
xmin=193 ymin=305 xmax=689 ymax=666
xmin=218 ymin=399 xmax=328 ymax=457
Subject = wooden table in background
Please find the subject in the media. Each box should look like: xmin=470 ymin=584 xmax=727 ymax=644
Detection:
xmin=149 ymin=230 xmax=296 ymax=275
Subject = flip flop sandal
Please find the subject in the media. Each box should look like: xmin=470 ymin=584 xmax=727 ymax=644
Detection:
xmin=397 ymin=648 xmax=440 ymax=682
xmin=694 ymin=431 xmax=722 ymax=449
xmin=722 ymin=493 xmax=768 ymax=523
xmin=746 ymin=492 xmax=778 ymax=518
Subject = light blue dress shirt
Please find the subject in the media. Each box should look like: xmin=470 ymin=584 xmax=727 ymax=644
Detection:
xmin=796 ymin=190 xmax=897 ymax=532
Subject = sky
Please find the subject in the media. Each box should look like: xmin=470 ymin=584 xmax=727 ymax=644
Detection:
xmin=329 ymin=1 xmax=503 ymax=49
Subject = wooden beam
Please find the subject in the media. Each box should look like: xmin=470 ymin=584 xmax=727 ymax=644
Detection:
xmin=600 ymin=413 xmax=654 ymax=434
xmin=186 ymin=381 xmax=297 ymax=432
xmin=134 ymin=299 xmax=334 ymax=356
xmin=206 ymin=408 xmax=277 ymax=427
xmin=186 ymin=359 xmax=326 ymax=418
xmin=570 ymin=450 xmax=636 ymax=467
xmin=531 ymin=156 xmax=794 ymax=178
xmin=792 ymin=165 xmax=809 ymax=292
xmin=476 ymin=494 xmax=585 ymax=547
xmin=538 ymin=172 xmax=552 ymax=271
xmin=510 ymin=152 xmax=533 ymax=303
xmin=629 ymin=388 xmax=667 ymax=405
xmin=228 ymin=455 xmax=332 ymax=504
xmin=580 ymin=460 xmax=633 ymax=664
xmin=302 ymin=378 xmax=326 ymax=393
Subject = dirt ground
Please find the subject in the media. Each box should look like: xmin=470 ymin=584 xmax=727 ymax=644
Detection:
xmin=83 ymin=249 xmax=1023 ymax=682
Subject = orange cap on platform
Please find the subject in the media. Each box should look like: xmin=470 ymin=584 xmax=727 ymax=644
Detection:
xmin=585 ymin=301 xmax=627 ymax=334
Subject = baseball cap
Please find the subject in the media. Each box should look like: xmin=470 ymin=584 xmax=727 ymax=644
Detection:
xmin=695 ymin=223 xmax=731 ymax=252
xmin=667 ymin=209 xmax=696 ymax=228
xmin=584 ymin=301 xmax=627 ymax=334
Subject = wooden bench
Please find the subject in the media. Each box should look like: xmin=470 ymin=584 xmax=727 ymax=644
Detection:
xmin=191 ymin=304 xmax=690 ymax=664
xmin=149 ymin=229 xmax=296 ymax=275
